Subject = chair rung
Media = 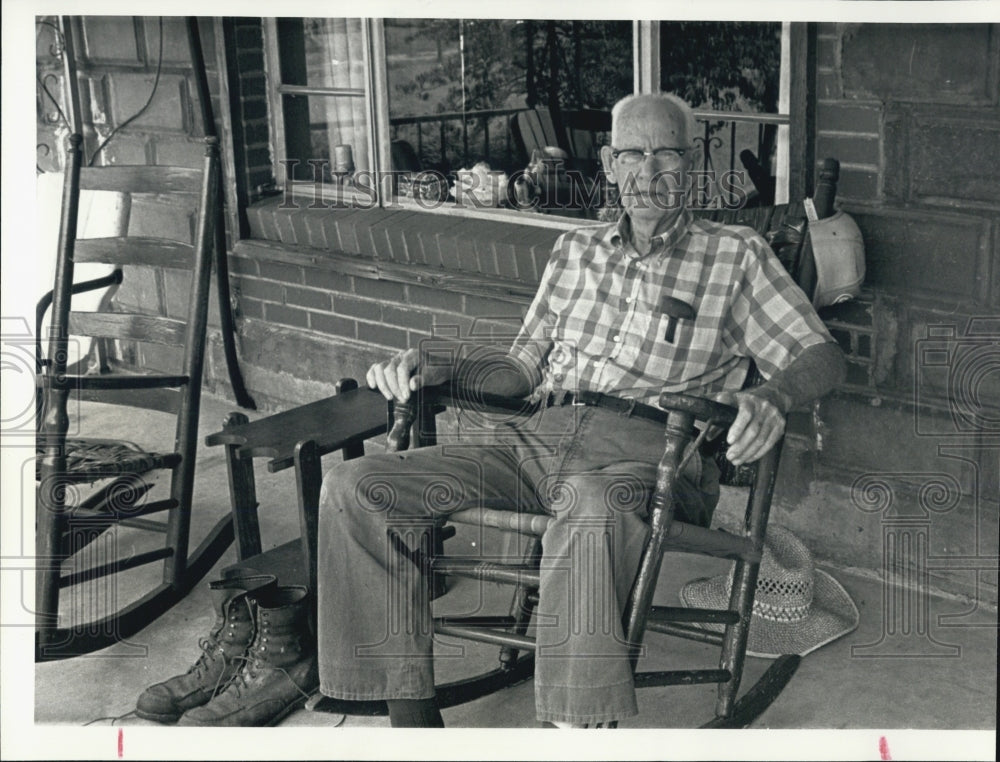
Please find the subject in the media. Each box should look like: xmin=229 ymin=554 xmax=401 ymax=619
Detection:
xmin=79 ymin=164 xmax=204 ymax=194
xmin=662 ymin=523 xmax=760 ymax=562
xmin=435 ymin=615 xmax=517 ymax=629
xmin=39 ymin=452 xmax=182 ymax=484
xmin=72 ymin=498 xmax=179 ymax=522
xmin=74 ymin=237 xmax=194 ymax=269
xmin=117 ymin=517 xmax=169 ymax=533
xmin=448 ymin=508 xmax=552 ymax=536
xmin=647 ymin=604 xmax=739 ymax=625
xmin=68 ymin=311 xmax=187 ymax=346
xmin=433 ymin=619 xmax=536 ymax=651
xmin=76 ymin=476 xmax=154 ymax=512
xmin=633 ymin=669 xmax=731 ymax=688
xmin=59 ymin=546 xmax=173 ymax=588
xmin=444 ymin=510 xmax=760 ymax=563
xmin=432 ymin=557 xmax=540 ymax=587
xmin=39 ymin=372 xmax=189 ymax=390
xmin=646 ymin=620 xmax=725 ymax=646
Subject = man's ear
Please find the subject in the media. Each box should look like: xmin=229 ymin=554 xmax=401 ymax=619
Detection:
xmin=599 ymin=145 xmax=618 ymax=186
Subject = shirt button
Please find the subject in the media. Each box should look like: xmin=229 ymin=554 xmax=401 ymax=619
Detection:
xmin=553 ymin=372 xmax=564 ymax=382
xmin=625 ymin=297 xmax=633 ymax=304
xmin=613 ymin=335 xmax=621 ymax=342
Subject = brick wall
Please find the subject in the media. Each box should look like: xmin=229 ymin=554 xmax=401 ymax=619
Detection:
xmin=219 ymin=18 xmax=274 ymax=228
xmin=219 ymin=198 xmax=559 ymax=410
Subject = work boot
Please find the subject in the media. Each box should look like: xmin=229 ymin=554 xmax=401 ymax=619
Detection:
xmin=178 ymin=586 xmax=318 ymax=726
xmin=135 ymin=573 xmax=278 ymax=723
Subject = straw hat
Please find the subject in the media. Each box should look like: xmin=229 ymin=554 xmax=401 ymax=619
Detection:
xmin=679 ymin=525 xmax=859 ymax=659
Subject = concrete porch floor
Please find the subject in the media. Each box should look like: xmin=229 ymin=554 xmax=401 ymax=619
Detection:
xmin=23 ymin=393 xmax=998 ymax=759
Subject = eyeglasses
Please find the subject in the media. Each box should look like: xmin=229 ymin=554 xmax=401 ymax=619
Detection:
xmin=611 ymin=147 xmax=686 ymax=168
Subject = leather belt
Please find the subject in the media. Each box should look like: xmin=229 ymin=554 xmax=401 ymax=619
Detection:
xmin=545 ymin=390 xmax=668 ymax=425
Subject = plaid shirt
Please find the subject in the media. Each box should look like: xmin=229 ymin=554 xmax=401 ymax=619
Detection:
xmin=510 ymin=209 xmax=834 ymax=404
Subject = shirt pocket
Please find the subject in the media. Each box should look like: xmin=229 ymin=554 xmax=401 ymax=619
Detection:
xmin=653 ymin=310 xmax=696 ymax=348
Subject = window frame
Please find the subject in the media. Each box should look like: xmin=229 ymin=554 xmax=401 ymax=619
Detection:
xmin=262 ymin=17 xmax=383 ymax=209
xmin=262 ymin=18 xmax=808 ymax=229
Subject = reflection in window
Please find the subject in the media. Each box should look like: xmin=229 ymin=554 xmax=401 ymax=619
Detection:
xmin=659 ymin=22 xmax=783 ymax=207
xmin=385 ymin=19 xmax=632 ymax=220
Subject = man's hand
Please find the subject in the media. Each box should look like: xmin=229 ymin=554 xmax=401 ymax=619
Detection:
xmin=366 ymin=348 xmax=450 ymax=402
xmin=712 ymin=390 xmax=786 ymax=466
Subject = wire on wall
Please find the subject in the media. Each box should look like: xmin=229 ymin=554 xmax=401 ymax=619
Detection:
xmin=88 ymin=17 xmax=165 ymax=166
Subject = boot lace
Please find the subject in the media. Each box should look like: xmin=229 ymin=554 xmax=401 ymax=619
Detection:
xmin=187 ymin=636 xmax=225 ymax=680
xmin=215 ymin=653 xmax=314 ymax=704
xmin=193 ymin=593 xmax=256 ymax=684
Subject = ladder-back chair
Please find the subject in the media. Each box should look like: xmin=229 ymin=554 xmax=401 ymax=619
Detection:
xmin=35 ymin=134 xmax=233 ymax=661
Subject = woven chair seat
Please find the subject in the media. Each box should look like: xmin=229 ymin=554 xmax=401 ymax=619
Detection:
xmin=35 ymin=438 xmax=181 ymax=483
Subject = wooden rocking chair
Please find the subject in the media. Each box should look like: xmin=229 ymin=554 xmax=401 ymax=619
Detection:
xmin=34 ymin=134 xmax=233 ymax=661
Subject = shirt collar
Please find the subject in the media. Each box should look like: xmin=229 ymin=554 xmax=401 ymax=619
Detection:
xmin=609 ymin=207 xmax=693 ymax=259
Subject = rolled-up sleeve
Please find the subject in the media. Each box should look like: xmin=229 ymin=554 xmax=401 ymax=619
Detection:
xmin=724 ymin=232 xmax=834 ymax=380
xmin=508 ymin=235 xmax=566 ymax=380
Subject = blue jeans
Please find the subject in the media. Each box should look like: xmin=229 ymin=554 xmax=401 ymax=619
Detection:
xmin=316 ymin=404 xmax=720 ymax=724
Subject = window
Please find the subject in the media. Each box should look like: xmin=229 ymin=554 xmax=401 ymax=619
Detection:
xmin=264 ymin=18 xmax=796 ymax=223
xmin=265 ymin=18 xmax=377 ymax=198
xmin=384 ymin=19 xmax=631 ymax=221
xmin=659 ymin=21 xmax=790 ymax=206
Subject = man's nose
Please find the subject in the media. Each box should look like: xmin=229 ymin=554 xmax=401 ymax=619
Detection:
xmin=633 ymin=151 xmax=659 ymax=180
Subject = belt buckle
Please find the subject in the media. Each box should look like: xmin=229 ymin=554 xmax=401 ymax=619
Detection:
xmin=571 ymin=392 xmax=588 ymax=407
xmin=620 ymin=398 xmax=637 ymax=418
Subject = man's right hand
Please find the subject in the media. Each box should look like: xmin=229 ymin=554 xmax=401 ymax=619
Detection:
xmin=365 ymin=348 xmax=450 ymax=403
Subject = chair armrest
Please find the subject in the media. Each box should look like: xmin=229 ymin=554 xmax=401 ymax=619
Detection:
xmin=205 ymin=385 xmax=388 ymax=471
xmin=35 ymin=270 xmax=124 ymax=368
xmin=385 ymin=381 xmax=536 ymax=453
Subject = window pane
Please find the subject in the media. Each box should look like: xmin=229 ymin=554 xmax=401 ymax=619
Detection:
xmin=277 ymin=18 xmax=367 ymax=90
xmin=659 ymin=22 xmax=781 ymax=114
xmin=282 ymin=94 xmax=370 ymax=180
xmin=276 ymin=18 xmax=371 ymax=184
xmin=385 ymin=19 xmax=632 ymax=219
xmin=659 ymin=22 xmax=783 ymax=208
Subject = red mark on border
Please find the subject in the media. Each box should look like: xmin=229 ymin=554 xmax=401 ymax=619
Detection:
xmin=879 ymin=735 xmax=891 ymax=761
xmin=117 ymin=728 xmax=124 ymax=758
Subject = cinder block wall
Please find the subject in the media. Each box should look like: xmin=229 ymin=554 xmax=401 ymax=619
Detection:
xmin=788 ymin=23 xmax=999 ymax=604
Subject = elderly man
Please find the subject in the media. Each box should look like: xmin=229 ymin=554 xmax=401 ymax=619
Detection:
xmin=316 ymin=93 xmax=845 ymax=727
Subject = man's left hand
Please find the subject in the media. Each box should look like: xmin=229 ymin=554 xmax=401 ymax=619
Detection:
xmin=713 ymin=390 xmax=786 ymax=466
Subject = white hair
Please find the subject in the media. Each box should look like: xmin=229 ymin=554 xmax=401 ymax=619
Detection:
xmin=611 ymin=93 xmax=697 ymax=148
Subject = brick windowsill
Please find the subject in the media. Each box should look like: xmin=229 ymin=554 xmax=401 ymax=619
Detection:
xmin=245 ymin=195 xmax=565 ymax=289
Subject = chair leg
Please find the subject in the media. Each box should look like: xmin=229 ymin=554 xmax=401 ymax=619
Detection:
xmin=499 ymin=535 xmax=542 ymax=670
xmin=622 ymin=410 xmax=694 ymax=665
xmin=222 ymin=412 xmax=263 ymax=560
xmin=163 ymin=429 xmax=197 ymax=589
xmin=163 ymin=142 xmax=216 ymax=590
xmin=36 ymin=380 xmax=74 ymax=652
xmin=715 ymin=441 xmax=783 ymax=719
xmin=36 ymin=457 xmax=68 ymax=649
xmin=294 ymin=439 xmax=323 ymax=636
xmin=293 ymin=439 xmax=322 ymax=597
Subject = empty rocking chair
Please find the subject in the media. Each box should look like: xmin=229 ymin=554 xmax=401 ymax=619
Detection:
xmin=35 ymin=134 xmax=233 ymax=660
